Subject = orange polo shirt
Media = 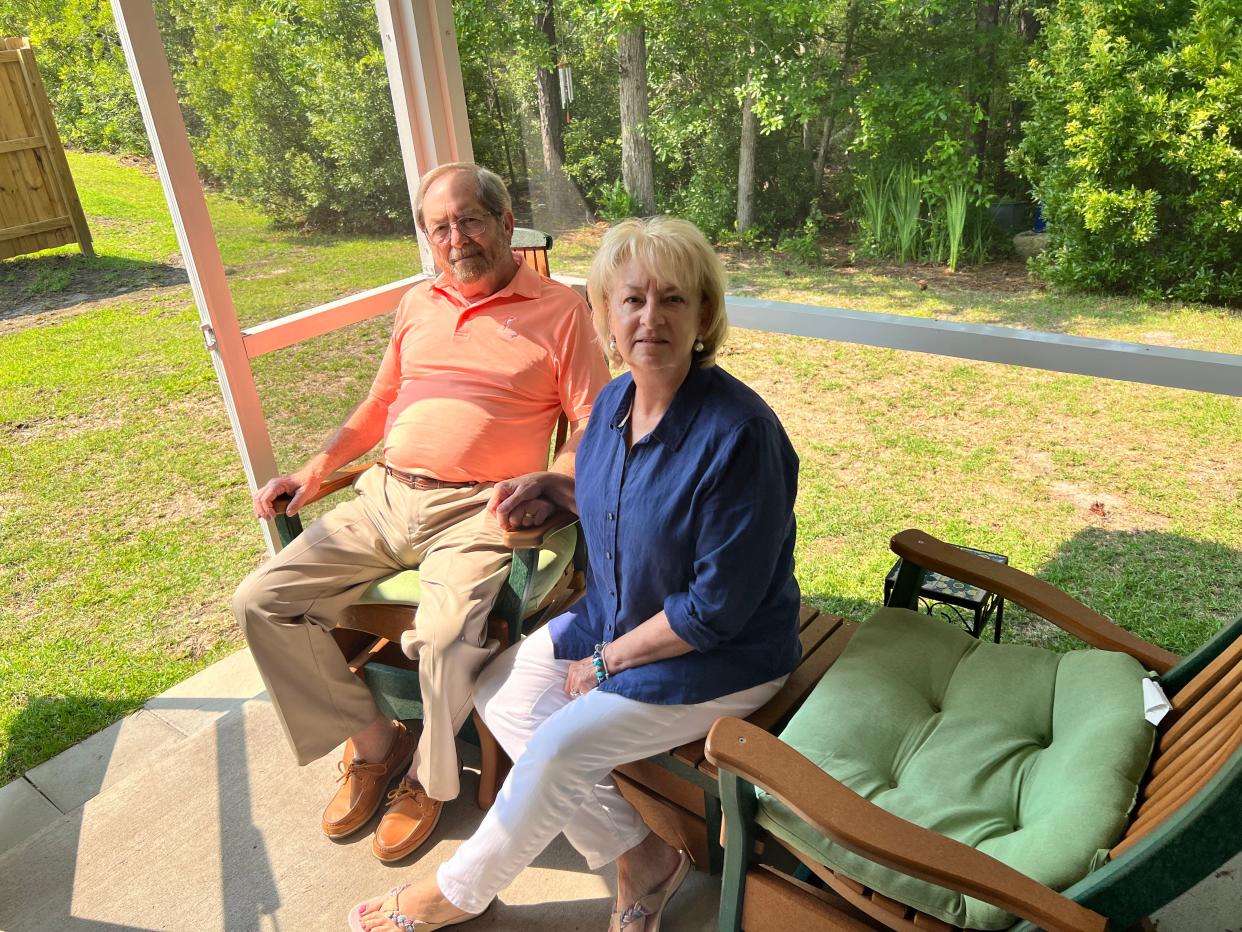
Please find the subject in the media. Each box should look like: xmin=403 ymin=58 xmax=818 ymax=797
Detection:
xmin=367 ymin=256 xmax=609 ymax=483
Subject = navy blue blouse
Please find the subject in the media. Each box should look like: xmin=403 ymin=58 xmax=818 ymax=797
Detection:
xmin=549 ymin=363 xmax=802 ymax=705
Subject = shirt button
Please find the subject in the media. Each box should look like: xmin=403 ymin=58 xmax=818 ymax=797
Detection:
xmin=607 ymin=512 xmax=615 ymax=521
xmin=605 ymin=551 xmax=612 ymax=560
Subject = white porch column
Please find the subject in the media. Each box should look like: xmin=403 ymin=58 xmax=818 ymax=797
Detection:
xmin=110 ymin=0 xmax=281 ymax=554
xmin=376 ymin=0 xmax=475 ymax=274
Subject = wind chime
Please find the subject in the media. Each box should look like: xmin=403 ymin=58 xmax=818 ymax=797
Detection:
xmin=557 ymin=61 xmax=574 ymax=122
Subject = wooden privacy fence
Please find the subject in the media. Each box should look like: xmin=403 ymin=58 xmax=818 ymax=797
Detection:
xmin=0 ymin=37 xmax=92 ymax=261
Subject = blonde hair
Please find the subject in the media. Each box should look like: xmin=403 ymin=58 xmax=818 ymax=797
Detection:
xmin=413 ymin=162 xmax=511 ymax=229
xmin=587 ymin=216 xmax=728 ymax=367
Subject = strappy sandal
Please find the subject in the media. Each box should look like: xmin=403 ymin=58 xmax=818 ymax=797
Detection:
xmin=609 ymin=849 xmax=691 ymax=931
xmin=347 ymin=883 xmax=483 ymax=931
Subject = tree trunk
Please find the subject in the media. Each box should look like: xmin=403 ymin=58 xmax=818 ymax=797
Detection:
xmin=814 ymin=113 xmax=835 ymax=180
xmin=737 ymin=94 xmax=757 ymax=233
xmin=617 ymin=23 xmax=656 ymax=214
xmin=534 ymin=0 xmax=591 ymax=221
xmin=486 ymin=62 xmax=516 ymax=187
xmin=972 ymin=0 xmax=1001 ymax=181
xmin=814 ymin=0 xmax=861 ymax=183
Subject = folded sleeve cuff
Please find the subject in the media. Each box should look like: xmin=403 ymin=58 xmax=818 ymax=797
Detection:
xmin=664 ymin=592 xmax=719 ymax=653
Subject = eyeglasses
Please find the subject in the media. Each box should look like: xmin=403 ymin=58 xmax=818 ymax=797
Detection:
xmin=426 ymin=214 xmax=495 ymax=245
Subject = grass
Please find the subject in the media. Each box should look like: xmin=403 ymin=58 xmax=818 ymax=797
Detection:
xmin=2 ymin=153 xmax=1241 ymax=783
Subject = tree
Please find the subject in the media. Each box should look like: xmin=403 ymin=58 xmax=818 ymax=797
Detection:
xmin=533 ymin=0 xmax=593 ymax=223
xmin=616 ymin=20 xmax=656 ymax=214
xmin=736 ymin=93 xmax=757 ymax=232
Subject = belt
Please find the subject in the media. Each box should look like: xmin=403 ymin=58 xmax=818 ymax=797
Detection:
xmin=383 ymin=464 xmax=479 ymax=491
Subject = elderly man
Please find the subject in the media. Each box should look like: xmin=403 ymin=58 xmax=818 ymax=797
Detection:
xmin=233 ymin=162 xmax=609 ymax=862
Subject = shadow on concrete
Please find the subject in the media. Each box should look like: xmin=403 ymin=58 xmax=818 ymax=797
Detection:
xmin=0 ymin=694 xmax=135 ymax=790
xmin=0 ymin=695 xmax=256 ymax=932
xmin=208 ymin=698 xmax=283 ymax=931
xmin=0 ymin=253 xmax=186 ymax=325
xmin=0 ymin=694 xmax=158 ymax=931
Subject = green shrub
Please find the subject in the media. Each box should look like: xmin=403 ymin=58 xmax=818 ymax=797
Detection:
xmin=889 ymin=165 xmax=922 ymax=263
xmin=777 ymin=207 xmax=824 ymax=264
xmin=1 ymin=0 xmax=149 ymax=154
xmin=5 ymin=0 xmax=412 ymax=231
xmin=1011 ymin=0 xmax=1242 ymax=305
xmin=593 ymin=179 xmax=642 ymax=222
xmin=672 ymin=166 xmax=737 ymax=242
xmin=170 ymin=0 xmax=410 ymax=231
xmin=942 ymin=183 xmax=969 ymax=272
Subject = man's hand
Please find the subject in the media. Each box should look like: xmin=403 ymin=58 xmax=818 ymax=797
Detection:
xmin=488 ymin=471 xmax=570 ymax=530
xmin=253 ymin=469 xmax=323 ymax=519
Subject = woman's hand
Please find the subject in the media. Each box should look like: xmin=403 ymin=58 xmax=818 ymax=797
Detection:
xmin=488 ymin=471 xmax=573 ymax=530
xmin=563 ymin=657 xmax=599 ymax=698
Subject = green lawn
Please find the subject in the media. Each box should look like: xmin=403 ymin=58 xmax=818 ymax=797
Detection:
xmin=1 ymin=153 xmax=1240 ymax=783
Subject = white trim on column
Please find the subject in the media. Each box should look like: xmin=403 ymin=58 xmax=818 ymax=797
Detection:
xmin=376 ymin=0 xmax=474 ymax=275
xmin=112 ymin=0 xmax=475 ymax=555
xmin=111 ymin=0 xmax=281 ymax=553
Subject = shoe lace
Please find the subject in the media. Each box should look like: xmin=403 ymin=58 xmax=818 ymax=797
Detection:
xmin=336 ymin=758 xmax=388 ymax=785
xmin=386 ymin=781 xmax=426 ymax=805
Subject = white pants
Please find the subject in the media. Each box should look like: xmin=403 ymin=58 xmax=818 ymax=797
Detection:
xmin=437 ymin=625 xmax=786 ymax=914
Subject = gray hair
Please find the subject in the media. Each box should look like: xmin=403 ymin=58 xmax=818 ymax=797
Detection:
xmin=413 ymin=162 xmax=511 ymax=229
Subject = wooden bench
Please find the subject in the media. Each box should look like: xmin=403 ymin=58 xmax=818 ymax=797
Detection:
xmin=613 ymin=604 xmax=859 ymax=872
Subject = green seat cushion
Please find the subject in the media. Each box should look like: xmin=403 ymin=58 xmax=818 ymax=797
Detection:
xmin=354 ymin=524 xmax=577 ymax=612
xmin=756 ymin=607 xmax=1155 ymax=929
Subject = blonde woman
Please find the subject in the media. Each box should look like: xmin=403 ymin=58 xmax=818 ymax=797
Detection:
xmin=350 ymin=216 xmax=802 ymax=931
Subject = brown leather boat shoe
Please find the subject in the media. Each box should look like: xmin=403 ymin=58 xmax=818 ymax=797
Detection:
xmin=321 ymin=720 xmax=416 ymax=839
xmin=371 ymin=777 xmax=444 ymax=862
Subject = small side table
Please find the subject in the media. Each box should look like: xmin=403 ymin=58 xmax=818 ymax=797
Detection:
xmin=883 ymin=546 xmax=1009 ymax=642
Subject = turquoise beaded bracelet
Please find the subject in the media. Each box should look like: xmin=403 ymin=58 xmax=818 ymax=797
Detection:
xmin=592 ymin=643 xmax=610 ymax=684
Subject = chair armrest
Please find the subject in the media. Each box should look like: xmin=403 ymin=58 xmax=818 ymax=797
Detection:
xmin=891 ymin=529 xmax=1180 ymax=673
xmin=706 ymin=718 xmax=1108 ymax=932
xmin=272 ymin=461 xmax=379 ymax=515
xmin=1160 ymin=613 xmax=1242 ymax=696
xmin=500 ymin=509 xmax=579 ymax=549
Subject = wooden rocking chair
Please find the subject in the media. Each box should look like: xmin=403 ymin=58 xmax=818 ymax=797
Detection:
xmin=706 ymin=529 xmax=1242 ymax=931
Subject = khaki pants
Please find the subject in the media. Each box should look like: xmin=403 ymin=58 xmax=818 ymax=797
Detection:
xmin=232 ymin=465 xmax=511 ymax=801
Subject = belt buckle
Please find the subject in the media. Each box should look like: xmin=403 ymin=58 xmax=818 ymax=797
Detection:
xmin=386 ymin=464 xmax=417 ymax=488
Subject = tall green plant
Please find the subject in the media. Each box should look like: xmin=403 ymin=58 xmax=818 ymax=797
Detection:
xmin=889 ymin=165 xmax=921 ymax=263
xmin=943 ymin=183 xmax=968 ymax=272
xmin=857 ymin=169 xmax=892 ymax=253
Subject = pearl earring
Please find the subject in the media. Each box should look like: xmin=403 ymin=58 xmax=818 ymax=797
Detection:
xmin=609 ymin=335 xmax=617 ymax=352
xmin=694 ymin=337 xmax=705 ymax=352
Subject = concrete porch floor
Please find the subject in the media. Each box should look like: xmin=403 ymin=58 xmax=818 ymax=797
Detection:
xmin=0 ymin=648 xmax=1238 ymax=931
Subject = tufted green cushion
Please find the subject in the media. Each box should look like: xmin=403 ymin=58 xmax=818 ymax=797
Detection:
xmin=757 ymin=607 xmax=1155 ymax=929
xmin=353 ymin=524 xmax=578 ymax=611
